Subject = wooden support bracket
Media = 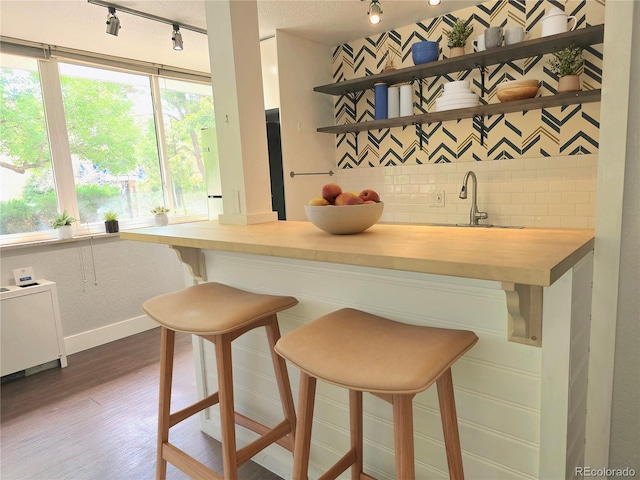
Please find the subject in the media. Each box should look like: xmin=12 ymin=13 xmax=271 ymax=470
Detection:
xmin=170 ymin=246 xmax=207 ymax=281
xmin=502 ymin=283 xmax=543 ymax=347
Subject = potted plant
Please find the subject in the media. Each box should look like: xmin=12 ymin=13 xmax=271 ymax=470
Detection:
xmin=445 ymin=18 xmax=473 ymax=57
xmin=151 ymin=206 xmax=170 ymax=226
xmin=104 ymin=211 xmax=119 ymax=233
xmin=547 ymin=43 xmax=583 ymax=93
xmin=52 ymin=209 xmax=75 ymax=240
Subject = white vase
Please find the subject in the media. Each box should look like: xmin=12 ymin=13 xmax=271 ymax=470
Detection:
xmin=154 ymin=213 xmax=169 ymax=226
xmin=57 ymin=225 xmax=73 ymax=240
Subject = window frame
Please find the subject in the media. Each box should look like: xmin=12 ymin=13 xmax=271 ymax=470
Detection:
xmin=0 ymin=42 xmax=214 ymax=246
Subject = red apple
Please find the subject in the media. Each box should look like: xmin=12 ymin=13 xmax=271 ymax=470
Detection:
xmin=322 ymin=183 xmax=342 ymax=204
xmin=334 ymin=192 xmax=357 ymax=205
xmin=363 ymin=200 xmax=377 ymax=204
xmin=359 ymin=189 xmax=380 ymax=203
xmin=344 ymin=195 xmax=364 ymax=205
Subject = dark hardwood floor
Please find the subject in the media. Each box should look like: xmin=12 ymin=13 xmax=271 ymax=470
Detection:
xmin=1 ymin=328 xmax=284 ymax=480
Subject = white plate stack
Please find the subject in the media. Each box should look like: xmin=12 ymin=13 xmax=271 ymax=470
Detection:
xmin=435 ymin=80 xmax=480 ymax=112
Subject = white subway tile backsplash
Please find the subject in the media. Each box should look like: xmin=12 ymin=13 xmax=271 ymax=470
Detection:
xmin=562 ymin=191 xmax=591 ymax=204
xmin=335 ymin=154 xmax=597 ymax=229
xmin=536 ymin=192 xmax=563 ymax=204
xmin=561 ymin=217 xmax=590 ymax=228
xmin=500 ymin=182 xmax=524 ymax=193
xmin=535 ymin=216 xmax=562 ymax=228
xmin=549 ymin=180 xmax=576 ymax=192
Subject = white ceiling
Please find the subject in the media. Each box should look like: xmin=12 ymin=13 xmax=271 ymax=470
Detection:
xmin=0 ymin=0 xmax=477 ymax=73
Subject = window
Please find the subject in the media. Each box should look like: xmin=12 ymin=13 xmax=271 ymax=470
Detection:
xmin=58 ymin=63 xmax=163 ymax=225
xmin=0 ymin=52 xmax=215 ymax=245
xmin=158 ymin=78 xmax=214 ymax=218
xmin=0 ymin=54 xmax=58 ymax=239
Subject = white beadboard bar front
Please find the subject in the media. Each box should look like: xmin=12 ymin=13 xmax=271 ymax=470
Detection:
xmin=120 ymin=221 xmax=595 ymax=479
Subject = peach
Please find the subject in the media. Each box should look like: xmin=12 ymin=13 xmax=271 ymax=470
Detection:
xmin=344 ymin=195 xmax=364 ymax=205
xmin=322 ymin=183 xmax=342 ymax=204
xmin=359 ymin=189 xmax=380 ymax=203
xmin=334 ymin=193 xmax=354 ymax=205
xmin=308 ymin=197 xmax=330 ymax=206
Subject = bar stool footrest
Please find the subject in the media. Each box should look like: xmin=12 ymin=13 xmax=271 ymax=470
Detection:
xmin=318 ymin=448 xmax=358 ymax=480
xmin=235 ymin=416 xmax=293 ymax=465
xmin=169 ymin=392 xmax=220 ymax=428
xmin=162 ymin=443 xmax=222 ymax=480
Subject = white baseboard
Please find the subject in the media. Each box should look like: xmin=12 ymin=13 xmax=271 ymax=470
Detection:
xmin=64 ymin=315 xmax=159 ymax=355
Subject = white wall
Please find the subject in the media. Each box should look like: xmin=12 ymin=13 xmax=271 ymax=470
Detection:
xmin=276 ymin=30 xmax=335 ymax=221
xmin=608 ymin=0 xmax=640 ymax=471
xmin=0 ymin=237 xmax=186 ymax=354
xmin=260 ymin=37 xmax=280 ymax=110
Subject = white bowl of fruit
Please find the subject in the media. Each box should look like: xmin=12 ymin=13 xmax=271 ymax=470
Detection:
xmin=305 ymin=183 xmax=383 ymax=235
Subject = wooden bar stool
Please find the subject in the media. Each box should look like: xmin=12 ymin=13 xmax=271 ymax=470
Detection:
xmin=142 ymin=282 xmax=299 ymax=480
xmin=275 ymin=308 xmax=478 ymax=480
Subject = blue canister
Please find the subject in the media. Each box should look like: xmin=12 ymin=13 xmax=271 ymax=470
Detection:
xmin=374 ymin=82 xmax=388 ymax=120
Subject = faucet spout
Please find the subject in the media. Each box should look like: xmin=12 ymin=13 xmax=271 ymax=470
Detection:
xmin=460 ymin=171 xmax=488 ymax=225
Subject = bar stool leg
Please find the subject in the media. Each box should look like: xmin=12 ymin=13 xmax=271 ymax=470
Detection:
xmin=349 ymin=390 xmax=363 ymax=480
xmin=293 ymin=372 xmax=317 ymax=480
xmin=437 ymin=368 xmax=464 ymax=480
xmin=392 ymin=394 xmax=415 ymax=480
xmin=265 ymin=315 xmax=297 ymax=449
xmin=215 ymin=334 xmax=239 ymax=480
xmin=157 ymin=327 xmax=175 ymax=480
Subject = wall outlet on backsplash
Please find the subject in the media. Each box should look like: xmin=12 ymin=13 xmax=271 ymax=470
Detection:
xmin=429 ymin=190 xmax=445 ymax=207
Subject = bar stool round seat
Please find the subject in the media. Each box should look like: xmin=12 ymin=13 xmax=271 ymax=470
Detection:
xmin=275 ymin=307 xmax=478 ymax=480
xmin=143 ymin=282 xmax=298 ymax=480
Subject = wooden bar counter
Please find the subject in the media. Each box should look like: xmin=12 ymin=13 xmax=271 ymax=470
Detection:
xmin=121 ymin=220 xmax=595 ymax=479
xmin=120 ymin=220 xmax=593 ymax=287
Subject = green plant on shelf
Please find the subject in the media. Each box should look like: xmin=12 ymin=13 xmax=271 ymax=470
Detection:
xmin=151 ymin=206 xmax=170 ymax=214
xmin=547 ymin=43 xmax=584 ymax=77
xmin=51 ymin=210 xmax=75 ymax=228
xmin=445 ymin=18 xmax=474 ymax=48
xmin=104 ymin=211 xmax=118 ymax=222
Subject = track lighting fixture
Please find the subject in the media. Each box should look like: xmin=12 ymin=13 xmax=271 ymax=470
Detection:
xmin=172 ymin=24 xmax=183 ymax=51
xmin=367 ymin=0 xmax=383 ymax=25
xmin=105 ymin=7 xmax=120 ymax=36
xmin=428 ymin=0 xmax=442 ymax=5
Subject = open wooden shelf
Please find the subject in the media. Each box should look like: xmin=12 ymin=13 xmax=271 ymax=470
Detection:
xmin=317 ymin=89 xmax=601 ymax=134
xmin=314 ymin=25 xmax=604 ymax=96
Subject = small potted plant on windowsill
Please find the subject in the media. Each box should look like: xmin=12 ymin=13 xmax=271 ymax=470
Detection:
xmin=151 ymin=206 xmax=170 ymax=226
xmin=52 ymin=209 xmax=75 ymax=240
xmin=445 ymin=18 xmax=474 ymax=58
xmin=104 ymin=211 xmax=119 ymax=233
xmin=547 ymin=43 xmax=584 ymax=93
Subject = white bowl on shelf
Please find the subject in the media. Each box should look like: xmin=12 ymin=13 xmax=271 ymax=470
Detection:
xmin=435 ymin=98 xmax=479 ymax=111
xmin=443 ymin=80 xmax=471 ymax=93
xmin=438 ymin=92 xmax=479 ymax=102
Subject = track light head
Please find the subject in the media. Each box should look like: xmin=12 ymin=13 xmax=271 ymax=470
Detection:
xmin=172 ymin=24 xmax=183 ymax=51
xmin=368 ymin=0 xmax=383 ymax=25
xmin=106 ymin=7 xmax=120 ymax=36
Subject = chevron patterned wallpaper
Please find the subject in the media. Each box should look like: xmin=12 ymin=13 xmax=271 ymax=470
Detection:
xmin=332 ymin=0 xmax=605 ymax=169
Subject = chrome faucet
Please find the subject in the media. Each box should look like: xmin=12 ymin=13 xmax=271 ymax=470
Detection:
xmin=459 ymin=171 xmax=488 ymax=225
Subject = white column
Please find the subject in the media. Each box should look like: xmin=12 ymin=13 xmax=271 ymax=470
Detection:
xmin=204 ymin=0 xmax=277 ymax=225
xmin=586 ymin=0 xmax=635 ymax=472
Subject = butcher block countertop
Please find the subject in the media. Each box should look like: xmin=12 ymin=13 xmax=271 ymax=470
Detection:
xmin=120 ymin=220 xmax=594 ymax=287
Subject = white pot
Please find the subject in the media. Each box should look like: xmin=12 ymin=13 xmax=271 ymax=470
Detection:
xmin=541 ymin=6 xmax=577 ymax=37
xmin=57 ymin=225 xmax=73 ymax=240
xmin=154 ymin=213 xmax=169 ymax=227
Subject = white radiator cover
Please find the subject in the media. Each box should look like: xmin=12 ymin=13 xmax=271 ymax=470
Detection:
xmin=1 ymin=280 xmax=68 ymax=377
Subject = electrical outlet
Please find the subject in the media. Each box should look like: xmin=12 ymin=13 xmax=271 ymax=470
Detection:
xmin=430 ymin=190 xmax=445 ymax=207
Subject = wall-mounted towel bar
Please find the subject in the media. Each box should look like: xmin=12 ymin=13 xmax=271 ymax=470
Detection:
xmin=290 ymin=170 xmax=335 ymax=178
